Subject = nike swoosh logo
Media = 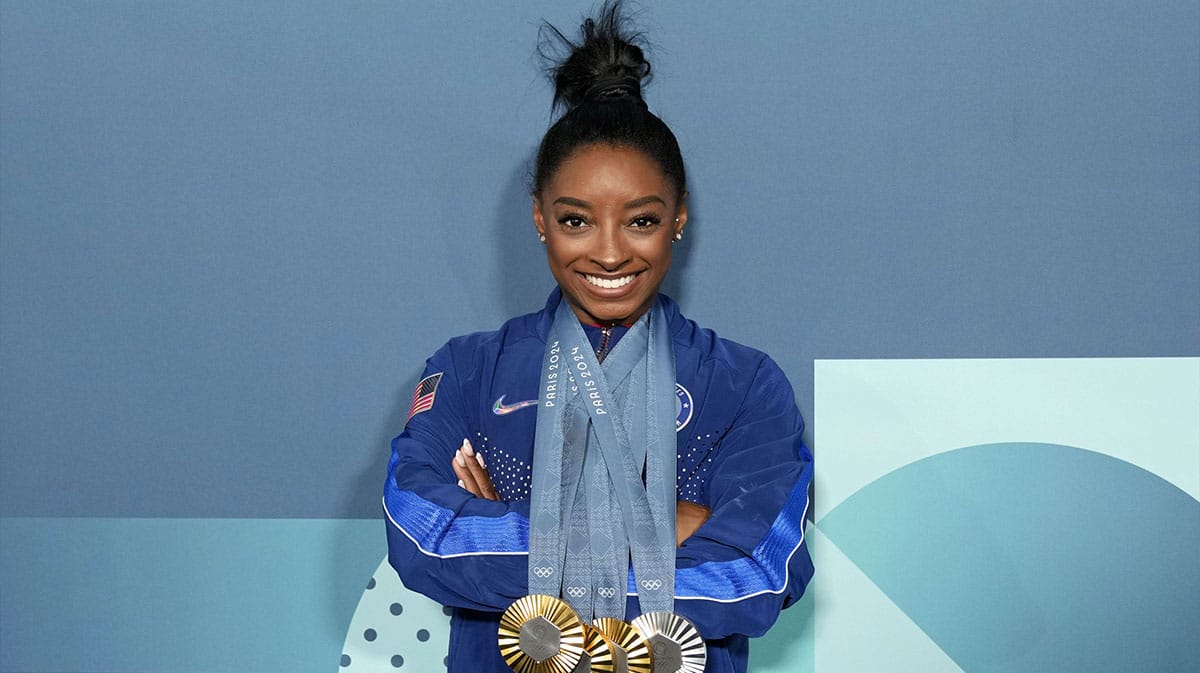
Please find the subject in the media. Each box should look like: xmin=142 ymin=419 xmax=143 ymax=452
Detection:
xmin=492 ymin=395 xmax=539 ymax=415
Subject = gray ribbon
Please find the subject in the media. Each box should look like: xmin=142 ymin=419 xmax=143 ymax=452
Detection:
xmin=528 ymin=297 xmax=678 ymax=619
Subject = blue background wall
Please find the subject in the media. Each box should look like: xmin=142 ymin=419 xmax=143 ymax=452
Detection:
xmin=1 ymin=1 xmax=1196 ymax=671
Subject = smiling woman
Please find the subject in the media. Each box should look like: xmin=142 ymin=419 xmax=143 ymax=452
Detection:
xmin=534 ymin=145 xmax=686 ymax=326
xmin=382 ymin=3 xmax=813 ymax=672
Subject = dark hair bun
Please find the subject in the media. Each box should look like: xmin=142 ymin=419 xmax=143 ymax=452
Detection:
xmin=532 ymin=1 xmax=685 ymax=197
xmin=543 ymin=1 xmax=651 ymax=109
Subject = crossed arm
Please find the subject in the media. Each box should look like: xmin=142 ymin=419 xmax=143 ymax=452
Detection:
xmin=450 ymin=437 xmax=711 ymax=547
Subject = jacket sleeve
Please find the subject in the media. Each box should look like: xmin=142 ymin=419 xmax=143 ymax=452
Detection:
xmin=671 ymin=355 xmax=814 ymax=639
xmin=383 ymin=341 xmax=530 ymax=612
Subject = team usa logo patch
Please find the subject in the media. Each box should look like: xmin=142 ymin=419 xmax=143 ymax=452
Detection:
xmin=675 ymin=383 xmax=693 ymax=432
xmin=406 ymin=372 xmax=443 ymax=422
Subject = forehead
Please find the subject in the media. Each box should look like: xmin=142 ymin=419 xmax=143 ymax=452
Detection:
xmin=544 ymin=144 xmax=672 ymax=199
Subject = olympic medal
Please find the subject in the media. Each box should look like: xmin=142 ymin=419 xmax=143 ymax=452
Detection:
xmin=629 ymin=612 xmax=706 ymax=673
xmin=592 ymin=617 xmax=652 ymax=673
xmin=567 ymin=624 xmax=616 ymax=673
xmin=498 ymin=595 xmax=586 ymax=673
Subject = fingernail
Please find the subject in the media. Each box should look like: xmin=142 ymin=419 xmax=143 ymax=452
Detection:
xmin=455 ymin=450 xmax=466 ymax=467
xmin=461 ymin=439 xmax=474 ymax=457
xmin=457 ymin=479 xmax=465 ymax=488
xmin=475 ymin=453 xmax=486 ymax=469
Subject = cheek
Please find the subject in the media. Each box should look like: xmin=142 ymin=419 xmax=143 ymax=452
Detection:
xmin=642 ymin=240 xmax=674 ymax=267
xmin=547 ymin=236 xmax=590 ymax=259
xmin=544 ymin=242 xmax=577 ymax=271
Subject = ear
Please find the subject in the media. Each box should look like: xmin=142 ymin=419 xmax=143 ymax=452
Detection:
xmin=532 ymin=194 xmax=546 ymax=239
xmin=673 ymin=193 xmax=689 ymax=238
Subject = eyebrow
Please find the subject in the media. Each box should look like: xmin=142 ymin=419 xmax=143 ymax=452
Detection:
xmin=552 ymin=195 xmax=667 ymax=209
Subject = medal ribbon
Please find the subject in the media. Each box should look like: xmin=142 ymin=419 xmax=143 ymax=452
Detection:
xmin=528 ymin=297 xmax=678 ymax=619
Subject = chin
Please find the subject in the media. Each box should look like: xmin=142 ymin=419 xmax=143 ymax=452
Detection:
xmin=579 ymin=299 xmax=653 ymax=325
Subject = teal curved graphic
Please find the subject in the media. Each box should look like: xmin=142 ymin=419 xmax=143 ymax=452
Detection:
xmin=818 ymin=443 xmax=1200 ymax=673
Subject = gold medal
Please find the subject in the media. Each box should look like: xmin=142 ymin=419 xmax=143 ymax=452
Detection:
xmin=629 ymin=612 xmax=706 ymax=673
xmin=498 ymin=594 xmax=586 ymax=673
xmin=593 ymin=617 xmax=653 ymax=673
xmin=569 ymin=624 xmax=616 ymax=673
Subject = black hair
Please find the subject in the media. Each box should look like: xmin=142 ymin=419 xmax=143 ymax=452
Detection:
xmin=533 ymin=1 xmax=686 ymax=199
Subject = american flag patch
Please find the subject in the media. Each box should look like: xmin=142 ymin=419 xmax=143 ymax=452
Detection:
xmin=407 ymin=372 xmax=443 ymax=421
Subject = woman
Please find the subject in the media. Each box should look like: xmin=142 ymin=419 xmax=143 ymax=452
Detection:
xmin=384 ymin=5 xmax=813 ymax=671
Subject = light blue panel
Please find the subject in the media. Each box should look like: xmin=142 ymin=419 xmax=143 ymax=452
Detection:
xmin=819 ymin=443 xmax=1200 ymax=673
xmin=814 ymin=357 xmax=1200 ymax=517
xmin=0 ymin=518 xmax=383 ymax=672
xmin=811 ymin=358 xmax=1200 ymax=672
xmin=807 ymin=526 xmax=964 ymax=673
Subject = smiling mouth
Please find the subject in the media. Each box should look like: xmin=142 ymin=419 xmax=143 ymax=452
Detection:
xmin=583 ymin=273 xmax=639 ymax=289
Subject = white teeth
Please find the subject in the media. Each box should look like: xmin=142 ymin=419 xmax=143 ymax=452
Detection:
xmin=584 ymin=273 xmax=635 ymax=289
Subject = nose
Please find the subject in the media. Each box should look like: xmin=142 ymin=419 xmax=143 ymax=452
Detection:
xmin=590 ymin=221 xmax=630 ymax=272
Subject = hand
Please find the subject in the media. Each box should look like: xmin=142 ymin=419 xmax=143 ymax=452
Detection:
xmin=452 ymin=438 xmax=499 ymax=501
xmin=676 ymin=500 xmax=711 ymax=547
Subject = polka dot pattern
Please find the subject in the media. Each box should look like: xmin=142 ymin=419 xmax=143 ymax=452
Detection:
xmin=474 ymin=422 xmax=726 ymax=506
xmin=474 ymin=432 xmax=531 ymax=501
xmin=678 ymin=426 xmax=727 ymax=503
xmin=340 ymin=558 xmax=452 ymax=671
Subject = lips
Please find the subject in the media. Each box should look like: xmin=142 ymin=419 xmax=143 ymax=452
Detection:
xmin=582 ymin=272 xmax=639 ymax=289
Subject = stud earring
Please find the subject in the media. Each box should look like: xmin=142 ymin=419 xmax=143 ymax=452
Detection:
xmin=538 ymin=232 xmax=546 ymax=243
xmin=673 ymin=231 xmax=683 ymax=242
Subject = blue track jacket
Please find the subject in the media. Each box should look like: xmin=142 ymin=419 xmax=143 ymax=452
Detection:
xmin=384 ymin=291 xmax=813 ymax=672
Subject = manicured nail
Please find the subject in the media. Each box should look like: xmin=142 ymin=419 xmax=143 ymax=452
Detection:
xmin=457 ymin=479 xmax=465 ymax=488
xmin=461 ymin=439 xmax=474 ymax=457
xmin=474 ymin=452 xmax=486 ymax=469
xmin=455 ymin=450 xmax=466 ymax=467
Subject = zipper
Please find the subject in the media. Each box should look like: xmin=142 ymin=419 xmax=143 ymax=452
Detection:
xmin=596 ymin=325 xmax=613 ymax=363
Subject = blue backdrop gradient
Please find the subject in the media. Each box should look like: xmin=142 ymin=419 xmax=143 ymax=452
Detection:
xmin=1 ymin=1 xmax=1197 ymax=671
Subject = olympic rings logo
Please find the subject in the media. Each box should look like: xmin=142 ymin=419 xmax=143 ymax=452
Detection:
xmin=566 ymin=586 xmax=588 ymax=598
xmin=640 ymin=579 xmax=663 ymax=591
xmin=533 ymin=566 xmax=555 ymax=578
xmin=597 ymin=587 xmax=616 ymax=598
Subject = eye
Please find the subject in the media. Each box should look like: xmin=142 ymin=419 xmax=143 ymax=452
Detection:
xmin=629 ymin=213 xmax=662 ymax=229
xmin=557 ymin=213 xmax=588 ymax=229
